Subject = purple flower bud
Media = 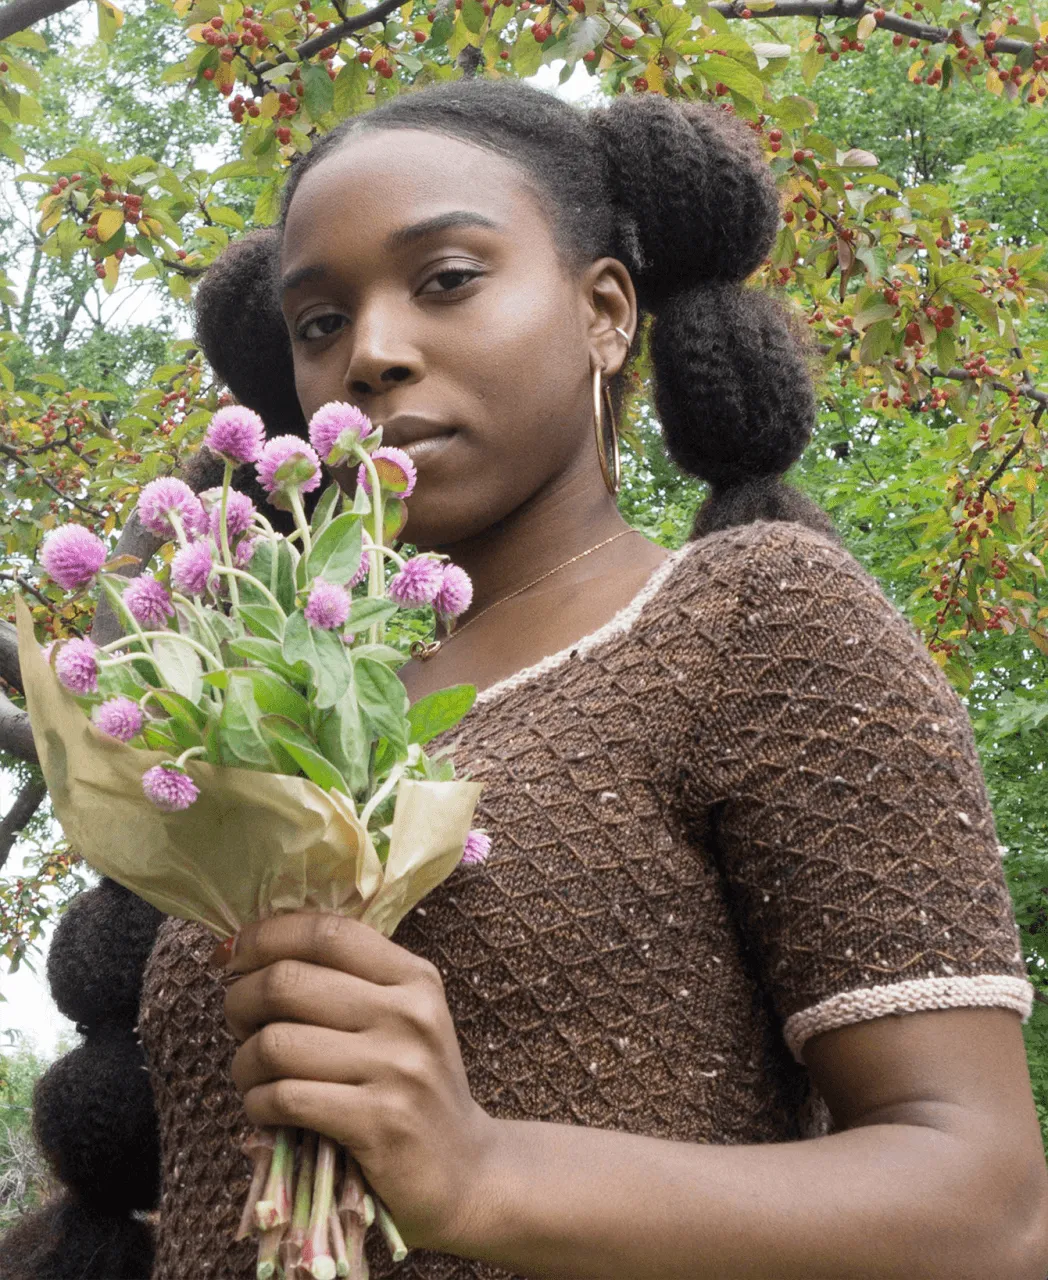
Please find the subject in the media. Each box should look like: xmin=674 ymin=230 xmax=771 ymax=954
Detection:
xmin=208 ymin=489 xmax=256 ymax=543
xmin=171 ymin=540 xmax=217 ymax=597
xmin=304 ymin=579 xmax=351 ymax=630
xmin=204 ymin=406 xmax=266 ymax=465
xmin=142 ymin=763 xmax=199 ymax=812
xmin=388 ymin=556 xmax=443 ymax=607
xmin=123 ymin=575 xmax=174 ymax=629
xmin=255 ymin=436 xmax=321 ymax=508
xmin=39 ymin=525 xmax=108 ymax=590
xmin=462 ymin=830 xmax=491 ymax=865
xmin=234 ymin=536 xmax=258 ymax=570
xmin=435 ymin=564 xmax=473 ymax=620
xmin=356 ymin=447 xmax=417 ymax=499
xmin=308 ymin=401 xmax=373 ymax=463
xmin=137 ymin=478 xmax=208 ymax=541
xmin=54 ymin=638 xmax=100 ymax=695
xmin=91 ymin=696 xmax=144 ymax=742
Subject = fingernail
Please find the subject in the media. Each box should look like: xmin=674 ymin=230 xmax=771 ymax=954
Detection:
xmin=211 ymin=935 xmax=237 ymax=967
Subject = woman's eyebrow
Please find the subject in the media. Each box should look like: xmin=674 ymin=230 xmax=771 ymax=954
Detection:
xmin=281 ymin=211 xmax=502 ymax=295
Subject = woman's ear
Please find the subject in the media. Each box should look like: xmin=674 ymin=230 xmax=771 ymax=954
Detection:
xmin=583 ymin=257 xmax=638 ymax=375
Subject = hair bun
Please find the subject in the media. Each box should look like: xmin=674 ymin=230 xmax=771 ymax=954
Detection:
xmin=591 ymin=97 xmax=780 ymax=311
xmin=651 ymin=282 xmax=814 ymax=489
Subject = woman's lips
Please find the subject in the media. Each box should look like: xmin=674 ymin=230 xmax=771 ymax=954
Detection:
xmin=398 ymin=431 xmax=456 ymax=465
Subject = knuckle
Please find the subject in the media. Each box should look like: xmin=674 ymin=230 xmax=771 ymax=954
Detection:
xmin=256 ymin=1023 xmax=290 ymax=1077
xmin=397 ymin=1047 xmax=431 ymax=1088
xmin=263 ymin=959 xmax=304 ymax=1009
xmin=271 ymin=1076 xmax=305 ymax=1119
xmin=307 ymin=912 xmax=344 ymax=954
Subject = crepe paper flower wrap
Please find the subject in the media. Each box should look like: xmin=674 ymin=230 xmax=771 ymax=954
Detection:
xmin=141 ymin=763 xmax=200 ymax=812
xmin=91 ymin=696 xmax=144 ymax=742
xmin=436 ymin=564 xmax=473 ymax=621
xmin=209 ymin=488 xmax=257 ymax=542
xmin=205 ymin=406 xmax=266 ymax=466
xmin=171 ymin=540 xmax=218 ymax=598
xmin=54 ymin=638 xmax=99 ymax=695
xmin=40 ymin=525 xmax=108 ymax=591
xmin=461 ymin=830 xmax=491 ymax=865
xmin=389 ymin=556 xmax=443 ymax=607
xmin=356 ymin=447 xmax=417 ymax=499
xmin=305 ymin=580 xmax=351 ymax=631
xmin=137 ymin=478 xmax=208 ymax=542
xmin=123 ymin=575 xmax=175 ymax=629
xmin=256 ymin=436 xmax=322 ymax=501
xmin=309 ymin=401 xmax=373 ymax=465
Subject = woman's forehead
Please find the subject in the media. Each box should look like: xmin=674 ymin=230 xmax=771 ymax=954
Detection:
xmin=282 ymin=128 xmax=542 ymax=258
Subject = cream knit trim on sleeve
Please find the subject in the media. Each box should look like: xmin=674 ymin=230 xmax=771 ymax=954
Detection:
xmin=783 ymin=974 xmax=1034 ymax=1064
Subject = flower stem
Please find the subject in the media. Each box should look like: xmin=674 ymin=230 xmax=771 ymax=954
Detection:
xmin=329 ymin=1208 xmax=350 ymax=1278
xmin=167 ymin=508 xmax=190 ymax=550
xmin=99 ymin=630 xmax=222 ymax=668
xmin=256 ymin=1226 xmax=285 ymax=1280
xmin=173 ymin=745 xmax=206 ymax=770
xmin=170 ymin=594 xmax=225 ymax=662
xmin=373 ymin=1196 xmax=408 ymax=1263
xmin=288 ymin=487 xmax=313 ymax=559
xmin=218 ymin=460 xmax=241 ymax=612
xmin=237 ymin=1129 xmax=275 ymax=1242
xmin=354 ymin=448 xmax=385 ymax=646
xmin=359 ymin=760 xmax=405 ymax=830
xmin=255 ymin=1126 xmax=295 ymax=1232
xmin=212 ymin=564 xmax=285 ymax=615
xmin=361 ymin=540 xmax=406 ymax=570
xmin=302 ymin=1134 xmax=338 ymax=1279
xmin=281 ymin=1128 xmax=317 ymax=1275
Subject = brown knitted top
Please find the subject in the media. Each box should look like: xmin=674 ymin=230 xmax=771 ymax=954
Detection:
xmin=139 ymin=520 xmax=1032 ymax=1280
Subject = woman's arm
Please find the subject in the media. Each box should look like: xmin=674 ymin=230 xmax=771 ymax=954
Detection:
xmin=223 ymin=915 xmax=1048 ymax=1280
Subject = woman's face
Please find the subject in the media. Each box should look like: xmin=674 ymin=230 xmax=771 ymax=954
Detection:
xmin=279 ymin=127 xmax=630 ymax=550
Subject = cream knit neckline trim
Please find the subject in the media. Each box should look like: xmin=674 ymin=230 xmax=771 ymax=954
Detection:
xmin=473 ymin=538 xmax=699 ymax=708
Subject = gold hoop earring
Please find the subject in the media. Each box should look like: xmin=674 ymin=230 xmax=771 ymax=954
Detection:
xmin=593 ymin=361 xmax=621 ymax=497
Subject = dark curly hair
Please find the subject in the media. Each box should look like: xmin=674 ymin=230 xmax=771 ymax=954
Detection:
xmin=194 ymin=78 xmax=831 ymax=537
xmin=0 ymin=1195 xmax=154 ymax=1280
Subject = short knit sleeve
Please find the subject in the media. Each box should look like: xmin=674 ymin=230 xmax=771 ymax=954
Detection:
xmin=675 ymin=522 xmax=1033 ymax=1065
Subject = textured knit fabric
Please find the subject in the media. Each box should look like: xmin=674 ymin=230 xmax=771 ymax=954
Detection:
xmin=139 ymin=520 xmax=1032 ymax=1280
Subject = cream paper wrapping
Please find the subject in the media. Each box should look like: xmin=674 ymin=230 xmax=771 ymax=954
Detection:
xmin=16 ymin=596 xmax=482 ymax=940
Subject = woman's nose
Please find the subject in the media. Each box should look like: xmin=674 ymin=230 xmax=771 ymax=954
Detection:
xmin=344 ymin=298 xmax=423 ymax=399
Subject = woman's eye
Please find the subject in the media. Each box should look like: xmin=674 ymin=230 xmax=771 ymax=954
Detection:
xmin=421 ymin=268 xmax=482 ymax=295
xmin=297 ymin=313 xmax=346 ymax=342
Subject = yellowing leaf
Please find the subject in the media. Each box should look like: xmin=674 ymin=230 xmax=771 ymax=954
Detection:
xmin=96 ymin=208 xmax=124 ymax=242
xmin=908 ymin=59 xmax=925 ymax=83
xmin=260 ymin=91 xmax=281 ymax=119
xmin=986 ymin=68 xmax=1003 ymax=94
xmin=643 ymin=59 xmax=665 ymax=93
xmin=857 ymin=12 xmax=876 ymax=39
xmin=185 ymin=22 xmax=208 ymax=41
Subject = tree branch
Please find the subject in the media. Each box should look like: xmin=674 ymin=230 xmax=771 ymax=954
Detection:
xmin=0 ymin=0 xmax=82 ymax=41
xmin=253 ymin=0 xmax=410 ymax=75
xmin=89 ymin=511 xmax=161 ymax=647
xmin=0 ymin=690 xmax=36 ymax=765
xmin=0 ymin=619 xmax=21 ymax=693
xmin=0 ymin=778 xmax=46 ymax=872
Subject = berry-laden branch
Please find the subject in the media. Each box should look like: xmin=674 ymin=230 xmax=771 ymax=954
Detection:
xmin=0 ymin=0 xmax=81 ymax=42
xmin=0 ymin=778 xmax=47 ymax=872
xmin=712 ymin=0 xmax=1039 ymax=58
xmin=253 ymin=0 xmax=408 ymax=74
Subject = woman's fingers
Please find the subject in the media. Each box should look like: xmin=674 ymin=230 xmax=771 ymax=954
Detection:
xmin=231 ymin=1021 xmax=378 ymax=1093
xmin=228 ymin=913 xmax=427 ymax=987
xmin=223 ymin=959 xmax=384 ymax=1042
xmin=241 ymin=1077 xmax=364 ymax=1143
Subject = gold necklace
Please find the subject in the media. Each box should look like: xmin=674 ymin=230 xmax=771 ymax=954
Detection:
xmin=410 ymin=528 xmax=640 ymax=662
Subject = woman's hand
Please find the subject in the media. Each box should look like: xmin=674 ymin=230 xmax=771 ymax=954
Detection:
xmin=219 ymin=911 xmax=497 ymax=1252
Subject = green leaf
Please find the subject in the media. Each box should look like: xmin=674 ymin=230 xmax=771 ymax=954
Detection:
xmin=259 ymin=715 xmax=350 ymax=795
xmin=461 ymin=0 xmax=486 ymax=33
xmin=217 ymin=672 xmax=277 ymax=769
xmin=309 ymin=482 xmax=342 ymax=535
xmin=935 ymin=326 xmax=957 ymax=373
xmin=142 ymin=721 xmax=180 ymax=753
xmin=246 ymin=538 xmax=296 ymax=613
xmin=204 ymin=666 xmax=310 ymax=726
xmin=333 ymin=59 xmax=369 ymax=116
xmin=852 ymin=300 xmax=897 ymax=332
xmin=149 ymin=688 xmax=209 ymax=733
xmin=253 ymin=179 xmax=282 ymax=225
xmin=283 ymin=610 xmax=352 ymax=709
xmin=238 ymin=603 xmax=285 ymax=643
xmin=302 ymin=63 xmax=335 ymax=119
xmin=353 ymin=654 xmax=409 ymax=747
xmin=151 ymin=635 xmax=203 ymax=703
xmin=228 ymin=637 xmax=310 ymax=685
xmin=407 ymin=683 xmax=477 ymax=745
xmin=346 ymin=597 xmax=398 ymax=630
xmin=859 ymin=318 xmax=893 ymax=365
xmin=316 ymin=689 xmax=370 ymax=796
xmin=305 ymin=512 xmax=364 ymax=586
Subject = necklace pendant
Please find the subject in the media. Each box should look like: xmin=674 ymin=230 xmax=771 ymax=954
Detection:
xmin=411 ymin=639 xmax=443 ymax=662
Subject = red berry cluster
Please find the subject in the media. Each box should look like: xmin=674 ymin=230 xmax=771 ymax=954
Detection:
xmin=924 ymin=303 xmax=956 ymax=331
xmin=962 ymin=353 xmax=999 ymax=379
xmin=532 ymin=20 xmax=552 ymax=41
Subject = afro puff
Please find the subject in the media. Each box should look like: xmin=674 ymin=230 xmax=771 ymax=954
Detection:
xmin=46 ymin=879 xmax=163 ymax=1030
xmin=0 ymin=1194 xmax=153 ymax=1279
xmin=32 ymin=1026 xmax=160 ymax=1212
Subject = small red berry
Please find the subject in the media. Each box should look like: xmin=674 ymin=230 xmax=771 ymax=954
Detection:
xmin=95 ymin=263 xmax=107 ymax=278
xmin=633 ymin=75 xmax=648 ymax=90
xmin=584 ymin=48 xmax=597 ymax=60
xmin=414 ymin=28 xmax=426 ymax=39
xmin=620 ymin=35 xmax=636 ymax=48
xmin=202 ymin=67 xmax=215 ymax=80
xmin=276 ymin=126 xmax=292 ymax=143
xmin=499 ymin=48 xmax=509 ymax=57
xmin=768 ymin=128 xmax=782 ymax=141
xmin=210 ymin=15 xmax=223 ymax=28
xmin=49 ymin=183 xmax=62 ymax=195
xmin=792 ymin=149 xmax=806 ymax=163
xmin=873 ymin=7 xmax=885 ymax=19
xmin=358 ymin=48 xmax=372 ymax=63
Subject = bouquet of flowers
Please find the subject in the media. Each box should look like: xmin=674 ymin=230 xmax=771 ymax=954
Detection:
xmin=16 ymin=402 xmax=488 ymax=1279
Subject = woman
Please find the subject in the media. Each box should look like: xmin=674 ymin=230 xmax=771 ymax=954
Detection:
xmin=127 ymin=79 xmax=1048 ymax=1277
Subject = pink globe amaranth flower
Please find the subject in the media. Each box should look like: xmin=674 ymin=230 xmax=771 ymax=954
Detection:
xmin=137 ymin=478 xmax=208 ymax=541
xmin=123 ymin=575 xmax=174 ymax=629
xmin=304 ymin=579 xmax=351 ymax=630
xmin=39 ymin=525 xmax=108 ymax=590
xmin=234 ymin=536 xmax=258 ymax=570
xmin=461 ymin=830 xmax=491 ymax=866
xmin=204 ymin=405 xmax=266 ymax=465
xmin=356 ymin=447 xmax=417 ymax=499
xmin=435 ymin=564 xmax=473 ymax=621
xmin=91 ymin=696 xmax=144 ymax=742
xmin=308 ymin=401 xmax=373 ymax=463
xmin=171 ymin=540 xmax=217 ymax=597
xmin=388 ymin=555 xmax=443 ymax=607
xmin=256 ymin=435 xmax=322 ymax=505
xmin=208 ymin=489 xmax=257 ymax=543
xmin=142 ymin=763 xmax=199 ymax=812
xmin=54 ymin=638 xmax=99 ymax=695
